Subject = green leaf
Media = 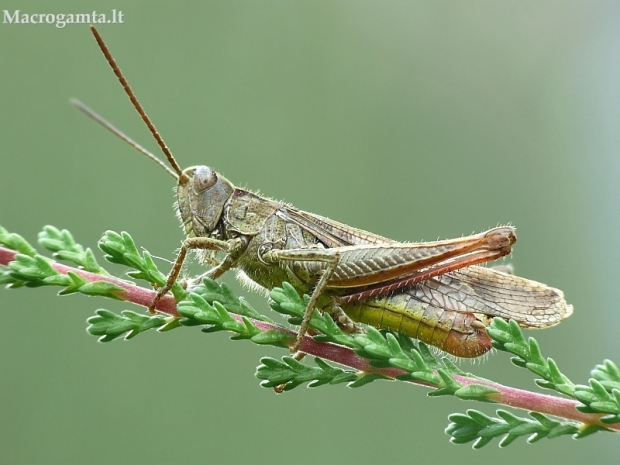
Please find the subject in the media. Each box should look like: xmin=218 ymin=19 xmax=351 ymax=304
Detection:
xmin=357 ymin=329 xmax=392 ymax=359
xmin=389 ymin=355 xmax=416 ymax=372
xmin=78 ymin=280 xmax=126 ymax=298
xmin=574 ymin=424 xmax=608 ymax=439
xmin=38 ymin=226 xmax=107 ymax=274
xmin=255 ymin=356 xmax=359 ymax=390
xmin=599 ymin=414 xmax=620 ymax=425
xmin=472 ymin=436 xmax=494 ymax=449
xmin=86 ymin=309 xmax=168 ymax=342
xmin=498 ymin=434 xmax=519 ymax=448
xmin=9 ymin=254 xmax=59 ymax=281
xmin=573 ymin=388 xmax=599 ymax=404
xmin=496 ymin=409 xmax=525 ymax=427
xmin=589 ymin=401 xmax=619 ymax=414
xmin=348 ymin=372 xmax=388 ymax=388
xmin=527 ymin=338 xmax=544 ymax=365
xmin=478 ymin=423 xmax=511 ymax=438
xmin=547 ymin=423 xmax=580 ymax=438
xmin=98 ymin=231 xmax=167 ymax=286
xmin=411 ymin=371 xmax=441 ymax=385
xmin=441 ymin=358 xmax=468 ymax=376
xmin=193 ymin=279 xmax=270 ymax=322
xmin=454 ymin=384 xmax=500 ymax=401
xmin=0 ymin=227 xmax=37 ymax=256
xmin=250 ymin=330 xmax=292 ymax=347
xmin=590 ymin=379 xmax=614 ymax=401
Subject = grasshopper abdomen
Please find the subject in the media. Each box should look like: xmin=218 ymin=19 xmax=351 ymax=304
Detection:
xmin=343 ymin=291 xmax=493 ymax=358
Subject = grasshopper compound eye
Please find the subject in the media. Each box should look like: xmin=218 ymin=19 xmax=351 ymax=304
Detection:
xmin=192 ymin=166 xmax=218 ymax=193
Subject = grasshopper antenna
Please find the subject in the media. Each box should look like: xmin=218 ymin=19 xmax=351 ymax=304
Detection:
xmin=86 ymin=25 xmax=188 ymax=183
xmin=70 ymin=98 xmax=178 ymax=179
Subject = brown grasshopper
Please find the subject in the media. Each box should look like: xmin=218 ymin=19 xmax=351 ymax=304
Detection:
xmin=74 ymin=26 xmax=572 ymax=358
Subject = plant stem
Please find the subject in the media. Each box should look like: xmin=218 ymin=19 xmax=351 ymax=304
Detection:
xmin=0 ymin=246 xmax=178 ymax=316
xmin=1 ymin=245 xmax=617 ymax=431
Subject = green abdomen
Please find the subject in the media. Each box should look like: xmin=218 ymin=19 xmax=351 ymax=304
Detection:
xmin=342 ymin=292 xmax=492 ymax=358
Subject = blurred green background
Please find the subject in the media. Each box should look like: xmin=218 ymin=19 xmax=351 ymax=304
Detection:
xmin=1 ymin=1 xmax=618 ymax=463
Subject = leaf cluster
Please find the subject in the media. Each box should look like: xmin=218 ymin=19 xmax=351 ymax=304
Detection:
xmin=1 ymin=224 xmax=619 ymax=448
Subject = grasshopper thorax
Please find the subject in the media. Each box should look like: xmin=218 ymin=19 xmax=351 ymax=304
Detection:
xmin=177 ymin=165 xmax=235 ymax=237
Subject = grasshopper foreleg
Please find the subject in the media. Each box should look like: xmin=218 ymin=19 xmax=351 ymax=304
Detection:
xmin=148 ymin=236 xmax=245 ymax=313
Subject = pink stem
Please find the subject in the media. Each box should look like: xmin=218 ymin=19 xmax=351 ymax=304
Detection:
xmin=0 ymin=246 xmax=178 ymax=316
xmin=1 ymin=245 xmax=618 ymax=430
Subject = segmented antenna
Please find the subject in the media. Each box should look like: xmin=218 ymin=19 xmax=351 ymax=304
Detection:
xmin=70 ymin=98 xmax=178 ymax=179
xmin=88 ymin=25 xmax=188 ymax=183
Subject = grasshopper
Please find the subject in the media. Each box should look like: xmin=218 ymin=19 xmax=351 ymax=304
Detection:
xmin=74 ymin=27 xmax=572 ymax=358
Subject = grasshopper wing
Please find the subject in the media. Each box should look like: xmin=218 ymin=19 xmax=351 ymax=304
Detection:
xmin=278 ymin=207 xmax=395 ymax=247
xmin=416 ymin=266 xmax=573 ymax=329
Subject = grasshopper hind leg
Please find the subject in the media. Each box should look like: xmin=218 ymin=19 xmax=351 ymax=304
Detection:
xmin=291 ymin=255 xmax=339 ymax=352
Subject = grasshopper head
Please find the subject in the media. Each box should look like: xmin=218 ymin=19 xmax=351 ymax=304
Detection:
xmin=177 ymin=166 xmax=235 ymax=237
